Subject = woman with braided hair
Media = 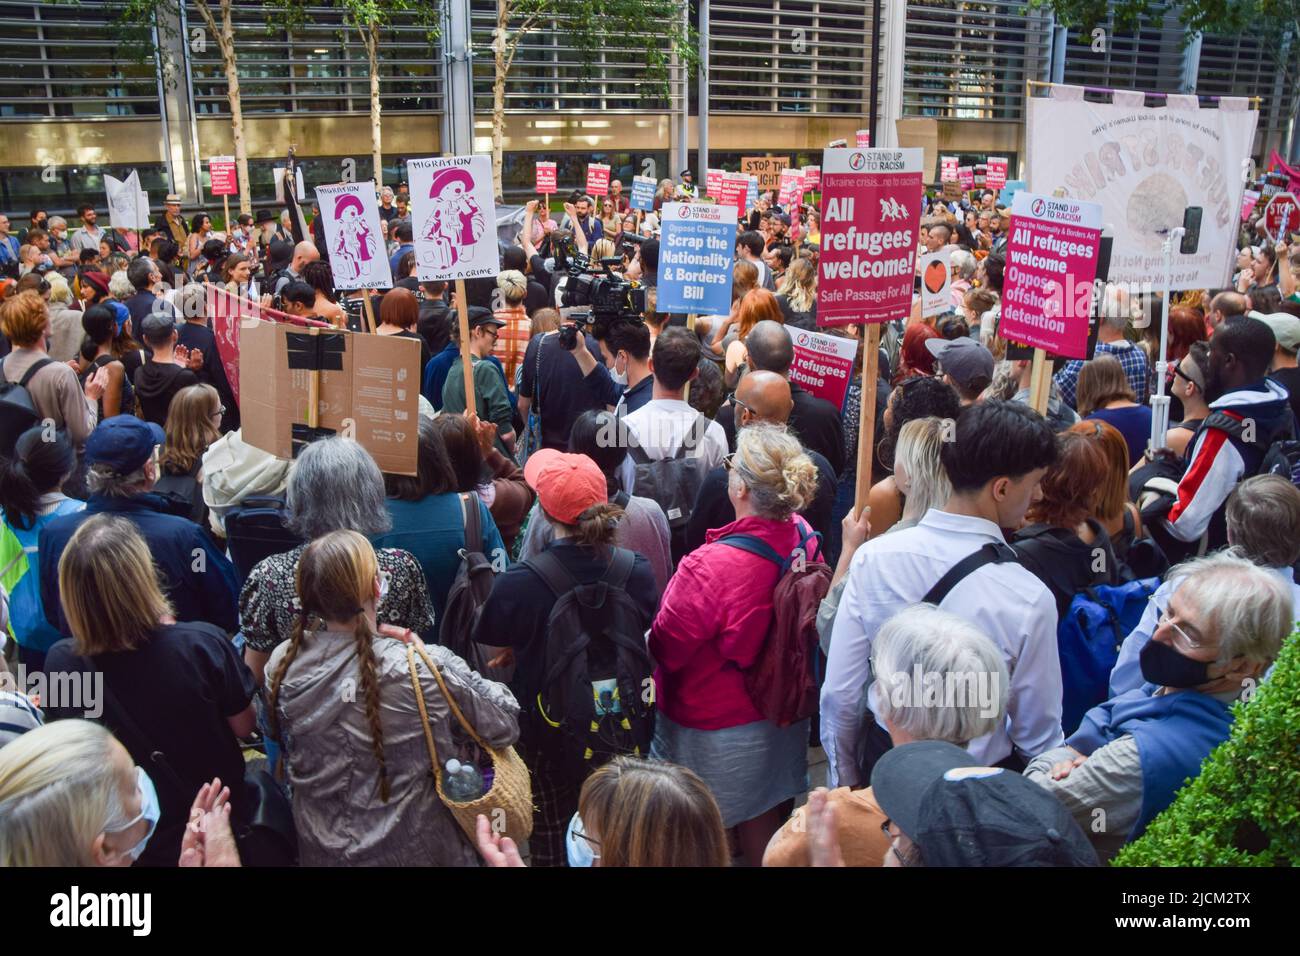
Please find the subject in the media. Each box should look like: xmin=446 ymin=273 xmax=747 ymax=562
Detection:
xmin=265 ymin=529 xmax=521 ymax=866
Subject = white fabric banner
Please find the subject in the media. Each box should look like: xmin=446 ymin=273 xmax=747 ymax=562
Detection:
xmin=1027 ymin=94 xmax=1258 ymax=290
xmin=104 ymin=171 xmax=149 ymax=230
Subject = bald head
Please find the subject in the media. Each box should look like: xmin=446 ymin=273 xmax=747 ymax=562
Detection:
xmin=292 ymin=240 xmax=320 ymax=271
xmin=735 ymin=370 xmax=793 ymax=427
xmin=745 ymin=320 xmax=794 ymax=375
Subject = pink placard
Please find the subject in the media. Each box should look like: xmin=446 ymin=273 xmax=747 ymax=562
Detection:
xmin=999 ymin=192 xmax=1103 ymax=359
xmin=940 ymin=157 xmax=959 ymax=183
xmin=817 ymin=148 xmax=924 ymax=327
xmin=718 ymin=174 xmax=749 ymax=214
xmin=802 ymin=165 xmax=821 ymax=192
xmin=986 ymin=157 xmax=1007 ymax=190
xmin=209 ymin=157 xmax=237 ymax=197
xmin=958 ymin=166 xmax=974 ymax=190
xmin=778 ymin=168 xmax=804 ymax=207
xmin=790 ymin=327 xmax=859 ymax=409
xmin=855 ymin=129 xmax=871 ymax=147
xmin=705 ymin=168 xmax=724 ymax=197
xmin=536 ymin=161 xmax=557 ymax=194
xmin=585 ymin=163 xmax=610 ymax=196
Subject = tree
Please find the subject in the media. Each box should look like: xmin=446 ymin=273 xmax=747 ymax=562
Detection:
xmin=1030 ymin=0 xmax=1300 ymax=159
xmin=488 ymin=0 xmax=697 ymax=198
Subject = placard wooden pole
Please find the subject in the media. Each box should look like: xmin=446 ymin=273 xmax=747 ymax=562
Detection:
xmin=222 ymin=194 xmax=231 ymax=245
xmin=360 ymin=288 xmax=376 ymax=333
xmin=455 ymin=277 xmax=477 ymax=418
xmin=684 ymin=313 xmax=696 ymax=404
xmin=854 ymin=322 xmax=882 ymax=519
xmin=306 ymin=326 xmax=321 ymax=429
xmin=1028 ymin=347 xmax=1051 ymax=415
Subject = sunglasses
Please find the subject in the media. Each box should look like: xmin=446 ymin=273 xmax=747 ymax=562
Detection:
xmin=1171 ymin=363 xmax=1202 ymax=390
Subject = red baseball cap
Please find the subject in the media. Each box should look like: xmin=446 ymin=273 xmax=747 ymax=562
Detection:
xmin=523 ymin=449 xmax=607 ymax=524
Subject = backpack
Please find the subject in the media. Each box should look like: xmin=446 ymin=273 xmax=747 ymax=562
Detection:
xmin=523 ymin=547 xmax=655 ymax=782
xmin=154 ymin=462 xmax=206 ymax=525
xmin=439 ymin=492 xmax=507 ymax=681
xmin=718 ymin=523 xmax=832 ymax=727
xmin=0 ymin=355 xmax=54 ymax=456
xmin=1057 ymin=578 xmax=1161 ymax=735
xmin=223 ymin=494 xmax=304 ymax=585
xmin=1202 ymin=408 xmax=1300 ymax=489
xmin=628 ymin=413 xmax=710 ymax=561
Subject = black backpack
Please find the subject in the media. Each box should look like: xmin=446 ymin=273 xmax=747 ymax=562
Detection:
xmin=628 ymin=413 xmax=711 ymax=562
xmin=223 ymin=494 xmax=304 ymax=585
xmin=524 ymin=547 xmax=655 ymax=782
xmin=154 ymin=461 xmax=207 ymax=525
xmin=1202 ymin=409 xmax=1300 ymax=489
xmin=440 ymin=492 xmax=507 ymax=680
xmin=0 ymin=355 xmax=54 ymax=456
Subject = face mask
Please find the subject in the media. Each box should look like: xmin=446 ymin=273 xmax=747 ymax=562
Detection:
xmin=1139 ymin=638 xmax=1212 ymax=689
xmin=565 ymin=812 xmax=596 ymax=867
xmin=108 ymin=766 xmax=161 ymax=862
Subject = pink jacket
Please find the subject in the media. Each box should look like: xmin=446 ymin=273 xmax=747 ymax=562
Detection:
xmin=650 ymin=514 xmax=821 ymax=731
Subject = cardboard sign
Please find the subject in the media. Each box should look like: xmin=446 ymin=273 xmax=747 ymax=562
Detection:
xmin=742 ymin=156 xmax=791 ymax=191
xmin=1263 ymin=192 xmax=1300 ymax=239
xmin=940 ymin=156 xmax=959 ymax=183
xmin=630 ymin=175 xmax=656 ymax=212
xmin=718 ymin=174 xmax=749 ymax=215
xmin=315 ymin=182 xmax=393 ymax=291
xmin=790 ymin=327 xmax=859 ymax=410
xmin=536 ymin=161 xmax=557 ymax=194
xmin=919 ymin=250 xmax=952 ymax=317
xmin=657 ymin=202 xmax=734 ymax=315
xmin=855 ymin=130 xmax=871 ymax=147
xmin=1000 ymin=192 xmax=1103 ymax=359
xmin=585 ymin=163 xmax=611 ymax=196
xmin=942 ymin=181 xmax=964 ymax=202
xmin=408 ymin=154 xmax=498 ymax=283
xmin=778 ymin=168 xmax=804 ymax=208
xmin=104 ymin=171 xmax=149 ymax=230
xmin=241 ymin=321 xmax=420 ymax=475
xmin=817 ymin=147 xmax=924 ymax=327
xmin=705 ymin=168 xmax=724 ymax=197
xmin=206 ymin=284 xmax=304 ymax=406
xmin=958 ymin=166 xmax=974 ymax=190
xmin=209 ymin=156 xmax=238 ymax=197
xmin=986 ymin=157 xmax=1008 ymax=190
xmin=802 ymin=165 xmax=822 ymax=193
xmin=1241 ymin=188 xmax=1261 ymax=222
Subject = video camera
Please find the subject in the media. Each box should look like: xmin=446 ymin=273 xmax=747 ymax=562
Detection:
xmin=559 ymin=255 xmax=646 ymax=323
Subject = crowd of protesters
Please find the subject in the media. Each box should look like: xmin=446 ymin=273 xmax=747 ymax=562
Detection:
xmin=0 ymin=165 xmax=1297 ymax=871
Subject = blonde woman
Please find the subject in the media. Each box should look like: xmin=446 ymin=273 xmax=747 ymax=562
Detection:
xmin=775 ymin=256 xmax=817 ymax=330
xmin=43 ymin=514 xmax=257 ymax=867
xmin=493 ymin=268 xmax=529 ymax=383
xmin=266 ymin=529 xmax=520 ymax=866
xmin=650 ymin=422 xmax=822 ymax=866
xmin=866 ymin=416 xmax=955 ymax=538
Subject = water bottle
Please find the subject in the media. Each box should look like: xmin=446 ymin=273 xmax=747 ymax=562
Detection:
xmin=443 ymin=758 xmax=485 ymax=801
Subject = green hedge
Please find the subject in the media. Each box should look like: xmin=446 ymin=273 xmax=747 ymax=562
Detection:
xmin=1114 ymin=628 xmax=1300 ymax=866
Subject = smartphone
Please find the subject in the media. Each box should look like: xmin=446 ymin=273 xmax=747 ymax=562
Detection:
xmin=1180 ymin=206 xmax=1202 ymax=255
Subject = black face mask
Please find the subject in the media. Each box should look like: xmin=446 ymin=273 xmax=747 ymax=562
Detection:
xmin=1139 ymin=639 xmax=1212 ymax=689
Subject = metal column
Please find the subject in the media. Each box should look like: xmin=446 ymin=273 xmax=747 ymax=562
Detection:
xmin=440 ymin=0 xmax=475 ymax=157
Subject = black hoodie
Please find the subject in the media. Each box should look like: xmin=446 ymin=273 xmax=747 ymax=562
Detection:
xmin=1011 ymin=519 xmax=1120 ymax=620
xmin=134 ymin=356 xmax=199 ymax=427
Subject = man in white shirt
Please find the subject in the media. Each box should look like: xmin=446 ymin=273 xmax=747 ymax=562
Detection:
xmin=623 ymin=327 xmax=728 ymax=468
xmin=736 ymin=230 xmax=775 ymax=291
xmin=821 ymin=400 xmax=1064 ymax=788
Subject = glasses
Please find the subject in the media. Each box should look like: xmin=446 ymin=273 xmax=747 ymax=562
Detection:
xmin=879 ymin=817 xmax=920 ymax=867
xmin=1158 ymin=609 xmax=1210 ymax=650
xmin=1171 ymin=364 xmax=1202 ymax=390
xmin=572 ymin=819 xmax=601 ymax=861
xmin=210 ymin=405 xmax=226 ymax=420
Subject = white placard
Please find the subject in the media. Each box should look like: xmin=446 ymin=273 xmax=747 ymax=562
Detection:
xmin=314 ymin=182 xmax=393 ymax=291
xmin=104 ymin=171 xmax=150 ymax=230
xmin=408 ymin=154 xmax=498 ymax=283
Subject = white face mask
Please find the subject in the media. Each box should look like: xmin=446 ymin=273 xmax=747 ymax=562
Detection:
xmin=566 ymin=812 xmax=597 ymax=867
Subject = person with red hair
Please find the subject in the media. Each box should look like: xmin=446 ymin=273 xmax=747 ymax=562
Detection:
xmin=723 ymin=288 xmax=784 ymax=387
xmin=891 ymin=322 xmax=942 ymax=385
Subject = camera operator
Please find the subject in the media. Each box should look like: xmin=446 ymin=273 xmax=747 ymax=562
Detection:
xmin=522 ymin=200 xmax=588 ymax=304
xmin=569 ymin=316 xmax=654 ymax=415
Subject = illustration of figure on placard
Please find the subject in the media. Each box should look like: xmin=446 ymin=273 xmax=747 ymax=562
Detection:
xmin=419 ymin=167 xmax=486 ymax=272
xmin=331 ymin=194 xmax=378 ymax=285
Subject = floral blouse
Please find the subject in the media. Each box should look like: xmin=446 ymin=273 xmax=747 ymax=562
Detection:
xmin=239 ymin=544 xmax=436 ymax=654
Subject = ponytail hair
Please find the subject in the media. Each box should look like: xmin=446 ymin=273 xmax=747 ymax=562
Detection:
xmin=546 ymin=501 xmax=625 ymax=550
xmin=0 ymin=426 xmax=75 ymax=530
xmin=730 ymin=422 xmax=819 ymax=520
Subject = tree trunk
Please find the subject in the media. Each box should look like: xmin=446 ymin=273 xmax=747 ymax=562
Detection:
xmin=492 ymin=0 xmax=509 ymax=200
xmin=368 ymin=21 xmax=382 ymax=191
xmin=199 ymin=1 xmax=251 ymax=215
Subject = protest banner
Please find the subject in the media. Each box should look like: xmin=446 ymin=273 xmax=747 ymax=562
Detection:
xmin=536 ymin=161 xmax=557 ymax=195
xmin=986 ymin=157 xmax=1008 ymax=190
xmin=958 ymin=166 xmax=974 ymax=190
xmin=1000 ymin=191 xmax=1103 ymax=360
xmin=208 ymin=155 xmax=238 ymax=235
xmin=585 ymin=162 xmax=610 ymax=196
xmin=1001 ymin=179 xmax=1027 ymax=206
xmin=705 ymin=168 xmax=724 ymax=197
xmin=1240 ymin=189 xmax=1261 ymax=222
xmin=1263 ymin=192 xmax=1300 ymax=240
xmin=802 ymin=165 xmax=821 ymax=193
xmin=742 ymin=156 xmax=790 ymax=191
xmin=746 ymin=175 xmax=759 ymax=210
xmin=778 ymin=167 xmax=804 ymax=207
xmin=1268 ymin=150 xmax=1300 ymax=193
xmin=630 ymin=175 xmax=656 ymax=212
xmin=657 ymin=202 xmax=734 ymax=315
xmin=919 ymin=249 xmax=952 ymax=317
xmin=408 ymin=154 xmax=499 ymax=415
xmin=818 ymin=146 xmax=923 ymax=516
xmin=855 ymin=129 xmax=870 ymax=147
xmin=942 ymin=181 xmax=963 ymax=202
xmin=718 ymin=173 xmax=749 ymax=215
xmin=314 ymin=182 xmax=393 ymax=292
xmin=241 ymin=321 xmax=420 ymax=476
xmin=939 ymin=156 xmax=958 ymax=183
xmin=104 ymin=171 xmax=149 ymax=231
xmin=790 ymin=327 xmax=858 ymax=410
xmin=205 ymin=284 xmax=323 ymax=406
xmin=1027 ymin=90 xmax=1257 ymax=289
xmin=274 ymin=166 xmax=306 ymax=203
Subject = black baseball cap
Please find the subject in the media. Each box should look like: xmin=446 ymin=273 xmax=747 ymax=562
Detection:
xmin=85 ymin=416 xmax=166 ymax=474
xmin=926 ymin=336 xmax=994 ymax=391
xmin=467 ymin=306 xmax=504 ymax=331
xmin=871 ymin=741 xmax=1099 ymax=867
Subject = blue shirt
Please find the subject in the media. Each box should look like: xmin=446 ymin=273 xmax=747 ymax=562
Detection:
xmin=373 ymin=494 xmax=505 ymax=643
xmin=39 ymin=493 xmax=239 ymax=636
xmin=0 ymin=235 xmax=18 ymax=264
xmin=389 ymin=243 xmax=414 ymax=274
xmin=1 ymin=496 xmax=85 ymax=653
xmin=1086 ymin=405 xmax=1153 ymax=466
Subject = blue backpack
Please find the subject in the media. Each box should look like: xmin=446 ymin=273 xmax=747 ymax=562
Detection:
xmin=1058 ymin=578 xmax=1160 ymax=736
